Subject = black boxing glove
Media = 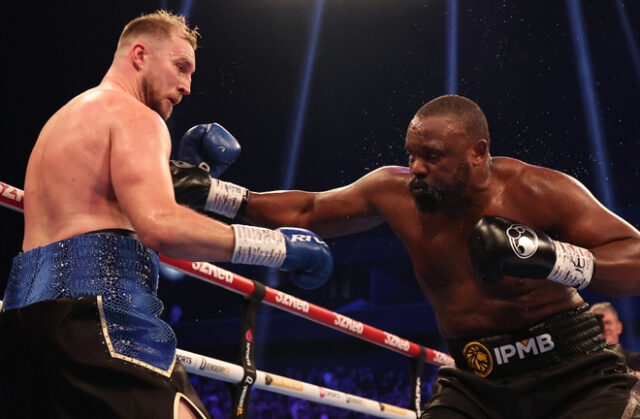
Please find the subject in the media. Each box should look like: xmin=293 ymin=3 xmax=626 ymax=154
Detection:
xmin=169 ymin=160 xmax=248 ymax=219
xmin=468 ymin=216 xmax=594 ymax=289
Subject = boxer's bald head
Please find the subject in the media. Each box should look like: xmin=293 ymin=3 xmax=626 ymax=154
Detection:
xmin=412 ymin=95 xmax=490 ymax=147
xmin=405 ymin=95 xmax=492 ymax=214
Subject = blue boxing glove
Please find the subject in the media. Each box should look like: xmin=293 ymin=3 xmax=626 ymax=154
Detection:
xmin=178 ymin=123 xmax=241 ymax=178
xmin=278 ymin=227 xmax=334 ymax=290
xmin=230 ymin=225 xmax=333 ymax=290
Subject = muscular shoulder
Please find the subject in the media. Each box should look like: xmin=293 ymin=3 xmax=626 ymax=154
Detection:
xmin=86 ymin=88 xmax=169 ymax=149
xmin=493 ymin=157 xmax=582 ymax=196
xmin=492 ymin=156 xmax=596 ymax=228
xmin=360 ymin=165 xmax=411 ymax=189
xmin=85 ymin=88 xmax=163 ymax=128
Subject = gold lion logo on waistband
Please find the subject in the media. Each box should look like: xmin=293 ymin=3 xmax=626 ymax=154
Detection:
xmin=463 ymin=341 xmax=493 ymax=377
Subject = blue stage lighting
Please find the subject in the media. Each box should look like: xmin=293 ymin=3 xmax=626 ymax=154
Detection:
xmin=257 ymin=0 xmax=326 ymax=367
xmin=445 ymin=0 xmax=458 ymax=94
xmin=282 ymin=0 xmax=326 ymax=189
xmin=566 ymin=0 xmax=636 ymax=350
xmin=615 ymin=0 xmax=640 ymax=83
xmin=566 ymin=0 xmax=615 ymax=208
xmin=179 ymin=0 xmax=194 ymax=19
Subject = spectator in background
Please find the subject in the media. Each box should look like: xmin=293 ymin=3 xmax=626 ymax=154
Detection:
xmin=590 ymin=302 xmax=640 ymax=376
xmin=203 ymin=394 xmax=223 ymax=419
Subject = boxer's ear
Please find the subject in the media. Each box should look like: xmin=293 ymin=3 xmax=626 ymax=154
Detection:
xmin=470 ymin=139 xmax=488 ymax=164
xmin=130 ymin=43 xmax=147 ymax=70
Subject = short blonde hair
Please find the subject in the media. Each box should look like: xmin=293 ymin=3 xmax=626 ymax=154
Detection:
xmin=117 ymin=10 xmax=200 ymax=52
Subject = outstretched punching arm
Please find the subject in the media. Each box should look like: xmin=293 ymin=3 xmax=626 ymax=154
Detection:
xmin=170 ymin=160 xmax=387 ymax=238
xmin=172 ymin=123 xmax=388 ymax=238
xmin=243 ymin=169 xmax=389 ymax=238
xmin=468 ymin=165 xmax=640 ymax=297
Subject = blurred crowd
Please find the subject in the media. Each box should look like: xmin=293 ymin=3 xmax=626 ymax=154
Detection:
xmin=191 ymin=364 xmax=436 ymax=418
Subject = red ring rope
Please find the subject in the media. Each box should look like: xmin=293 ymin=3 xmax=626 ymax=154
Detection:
xmin=0 ymin=180 xmax=454 ymax=367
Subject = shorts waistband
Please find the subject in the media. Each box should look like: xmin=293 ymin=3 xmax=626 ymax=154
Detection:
xmin=446 ymin=305 xmax=607 ymax=379
xmin=2 ymin=231 xmax=159 ymax=310
xmin=85 ymin=228 xmax=139 ymax=239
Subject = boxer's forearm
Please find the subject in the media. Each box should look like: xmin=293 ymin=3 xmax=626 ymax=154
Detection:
xmin=135 ymin=203 xmax=333 ymax=289
xmin=587 ymin=237 xmax=640 ymax=297
xmin=243 ymin=190 xmax=316 ymax=229
xmin=243 ymin=190 xmax=385 ymax=238
xmin=134 ymin=205 xmax=235 ymax=262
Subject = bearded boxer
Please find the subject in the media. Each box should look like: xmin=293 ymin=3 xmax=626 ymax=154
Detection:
xmin=0 ymin=11 xmax=332 ymax=419
xmin=171 ymin=94 xmax=640 ymax=418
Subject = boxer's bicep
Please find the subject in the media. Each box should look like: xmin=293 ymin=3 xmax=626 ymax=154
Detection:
xmin=553 ymin=177 xmax=640 ymax=293
xmin=522 ymin=167 xmax=640 ymax=294
xmin=305 ymin=172 xmax=385 ymax=237
xmin=245 ymin=170 xmax=384 ymax=237
xmin=544 ymin=171 xmax=638 ymax=247
xmin=110 ymin=111 xmax=175 ymax=232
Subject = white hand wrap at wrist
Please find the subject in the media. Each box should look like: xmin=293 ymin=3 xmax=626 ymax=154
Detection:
xmin=204 ymin=179 xmax=248 ymax=219
xmin=547 ymin=241 xmax=595 ymax=290
xmin=231 ymin=224 xmax=287 ymax=268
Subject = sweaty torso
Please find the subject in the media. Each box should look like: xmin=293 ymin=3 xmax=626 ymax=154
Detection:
xmin=23 ymin=87 xmax=143 ymax=251
xmin=371 ymin=159 xmax=583 ymax=338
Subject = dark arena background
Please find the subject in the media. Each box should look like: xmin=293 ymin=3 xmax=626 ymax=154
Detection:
xmin=2 ymin=1 xmax=639 ymax=417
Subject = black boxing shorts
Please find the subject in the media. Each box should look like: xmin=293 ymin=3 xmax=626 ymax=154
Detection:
xmin=0 ymin=231 xmax=210 ymax=418
xmin=0 ymin=296 xmax=210 ymax=418
xmin=421 ymin=305 xmax=640 ymax=418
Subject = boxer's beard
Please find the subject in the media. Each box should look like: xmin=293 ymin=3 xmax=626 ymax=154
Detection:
xmin=409 ymin=163 xmax=470 ymax=213
xmin=142 ymin=76 xmax=172 ymax=121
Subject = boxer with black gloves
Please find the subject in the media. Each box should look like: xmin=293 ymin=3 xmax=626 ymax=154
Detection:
xmin=469 ymin=215 xmax=595 ymax=289
xmin=178 ymin=95 xmax=640 ymax=418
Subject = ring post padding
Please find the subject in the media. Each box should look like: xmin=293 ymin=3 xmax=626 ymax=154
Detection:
xmin=409 ymin=345 xmax=427 ymax=415
xmin=230 ymin=280 xmax=266 ymax=417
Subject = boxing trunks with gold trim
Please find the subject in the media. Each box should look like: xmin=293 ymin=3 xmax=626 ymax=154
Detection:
xmin=0 ymin=231 xmax=209 ymax=418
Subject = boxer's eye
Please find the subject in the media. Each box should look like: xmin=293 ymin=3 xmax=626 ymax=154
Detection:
xmin=406 ymin=151 xmax=415 ymax=164
xmin=423 ymin=152 xmax=442 ymax=163
xmin=175 ymin=61 xmax=191 ymax=74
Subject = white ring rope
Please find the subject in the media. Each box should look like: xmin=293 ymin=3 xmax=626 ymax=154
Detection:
xmin=0 ymin=180 xmax=455 ymax=417
xmin=176 ymin=349 xmax=417 ymax=418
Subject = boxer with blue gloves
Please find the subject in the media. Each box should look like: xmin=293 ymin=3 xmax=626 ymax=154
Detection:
xmin=0 ymin=12 xmax=336 ymax=419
